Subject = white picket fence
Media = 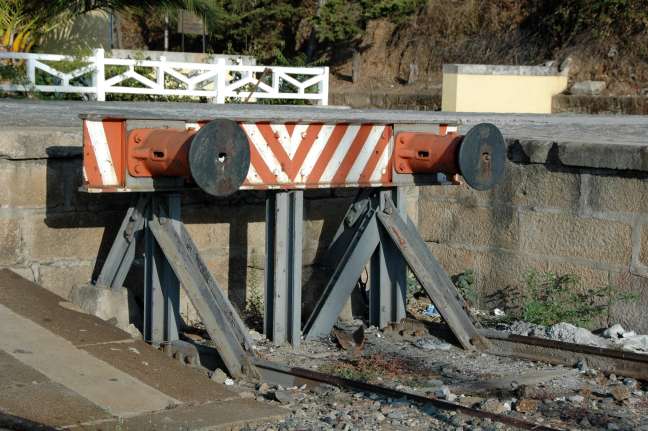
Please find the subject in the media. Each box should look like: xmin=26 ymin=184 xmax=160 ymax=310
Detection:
xmin=0 ymin=49 xmax=329 ymax=105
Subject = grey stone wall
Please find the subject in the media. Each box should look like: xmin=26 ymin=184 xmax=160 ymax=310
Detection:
xmin=418 ymin=141 xmax=648 ymax=332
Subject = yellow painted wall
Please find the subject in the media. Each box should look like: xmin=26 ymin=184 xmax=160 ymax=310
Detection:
xmin=442 ymin=71 xmax=568 ymax=114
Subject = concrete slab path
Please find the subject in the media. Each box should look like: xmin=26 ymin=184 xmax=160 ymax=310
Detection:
xmin=0 ymin=269 xmax=285 ymax=430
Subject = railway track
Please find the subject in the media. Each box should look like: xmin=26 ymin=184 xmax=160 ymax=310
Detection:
xmin=254 ymin=328 xmax=648 ymax=430
xmin=254 ymin=359 xmax=563 ymax=431
xmin=482 ymin=329 xmax=648 ymax=381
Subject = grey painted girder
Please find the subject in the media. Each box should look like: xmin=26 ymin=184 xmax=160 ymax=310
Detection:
xmin=303 ymin=203 xmax=380 ymax=340
xmin=265 ymin=190 xmax=303 ymax=347
xmin=95 ymin=195 xmax=147 ymax=289
xmin=376 ymin=200 xmax=487 ymax=351
xmin=369 ymin=188 xmax=407 ymax=328
xmin=143 ymin=194 xmax=180 ymax=345
xmin=148 ymin=214 xmax=259 ymax=379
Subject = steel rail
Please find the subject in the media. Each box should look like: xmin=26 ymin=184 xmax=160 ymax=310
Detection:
xmin=253 ymin=358 xmax=562 ymax=431
xmin=482 ymin=329 xmax=648 ymax=381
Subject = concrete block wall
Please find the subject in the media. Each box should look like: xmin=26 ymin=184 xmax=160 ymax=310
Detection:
xmin=418 ymin=144 xmax=648 ymax=332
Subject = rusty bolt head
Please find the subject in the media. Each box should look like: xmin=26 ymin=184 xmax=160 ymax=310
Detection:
xmin=134 ymin=135 xmax=142 ymax=144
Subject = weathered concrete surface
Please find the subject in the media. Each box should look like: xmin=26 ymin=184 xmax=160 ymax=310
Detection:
xmin=553 ymin=94 xmax=648 ymax=115
xmin=0 ymin=270 xmax=286 ymax=429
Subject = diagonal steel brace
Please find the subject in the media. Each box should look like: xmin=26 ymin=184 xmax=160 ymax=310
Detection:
xmin=376 ymin=198 xmax=489 ymax=351
xmin=148 ymin=216 xmax=259 ymax=380
xmin=96 ymin=195 xmax=148 ymax=289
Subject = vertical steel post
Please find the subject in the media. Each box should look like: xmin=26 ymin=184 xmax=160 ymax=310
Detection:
xmin=264 ymin=190 xmax=303 ymax=347
xmin=143 ymin=194 xmax=181 ymax=346
xmin=369 ymin=188 xmax=407 ymax=328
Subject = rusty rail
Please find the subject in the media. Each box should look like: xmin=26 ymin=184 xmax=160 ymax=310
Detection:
xmin=482 ymin=329 xmax=648 ymax=381
xmin=254 ymin=358 xmax=563 ymax=431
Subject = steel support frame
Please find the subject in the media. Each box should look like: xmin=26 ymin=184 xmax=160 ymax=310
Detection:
xmin=303 ymin=188 xmax=485 ymax=350
xmin=93 ymin=192 xmax=258 ymax=379
xmin=369 ymin=188 xmax=407 ymax=328
xmin=264 ymin=190 xmax=304 ymax=347
xmin=143 ymin=194 xmax=181 ymax=346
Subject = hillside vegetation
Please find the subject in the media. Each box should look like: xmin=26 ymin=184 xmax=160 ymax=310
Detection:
xmin=328 ymin=0 xmax=648 ymax=95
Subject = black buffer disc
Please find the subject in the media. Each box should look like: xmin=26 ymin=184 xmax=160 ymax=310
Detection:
xmin=189 ymin=119 xmax=251 ymax=196
xmin=458 ymin=123 xmax=506 ymax=190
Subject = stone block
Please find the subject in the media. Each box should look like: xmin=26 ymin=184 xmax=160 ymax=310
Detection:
xmin=570 ymin=80 xmax=606 ymax=96
xmin=420 ymin=163 xmax=580 ymax=212
xmin=473 ymin=249 xmax=547 ymax=311
xmin=0 ymin=219 xmax=21 ymax=265
xmin=542 ymin=260 xmax=610 ymax=291
xmin=587 ymin=174 xmax=648 ymax=215
xmin=419 ymin=201 xmax=519 ymax=249
xmin=24 ymin=216 xmax=105 ymax=262
xmin=607 ymin=272 xmax=648 ymax=334
xmin=511 ymin=165 xmax=580 ymax=210
xmin=640 ymin=226 xmax=648 ymax=266
xmin=38 ymin=263 xmax=94 ymax=300
xmin=426 ymin=242 xmax=478 ymax=279
xmin=0 ymin=160 xmax=53 ymax=208
xmin=520 ymin=211 xmax=632 ymax=265
xmin=68 ymin=284 xmax=137 ymax=329
xmin=184 ymin=221 xmax=231 ymax=252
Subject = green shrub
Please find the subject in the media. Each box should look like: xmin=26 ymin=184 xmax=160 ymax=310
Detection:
xmin=521 ymin=270 xmax=637 ymax=327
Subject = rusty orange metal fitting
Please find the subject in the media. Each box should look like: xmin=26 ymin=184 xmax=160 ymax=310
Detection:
xmin=393 ymin=131 xmax=462 ymax=176
xmin=127 ymin=128 xmax=196 ymax=177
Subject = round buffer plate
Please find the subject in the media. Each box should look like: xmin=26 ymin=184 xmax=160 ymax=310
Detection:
xmin=189 ymin=119 xmax=251 ymax=197
xmin=458 ymin=123 xmax=506 ymax=190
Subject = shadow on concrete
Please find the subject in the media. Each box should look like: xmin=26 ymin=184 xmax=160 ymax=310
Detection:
xmin=0 ymin=411 xmax=58 ymax=431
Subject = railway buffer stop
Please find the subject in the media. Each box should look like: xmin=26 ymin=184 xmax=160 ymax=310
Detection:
xmin=80 ymin=106 xmax=506 ymax=379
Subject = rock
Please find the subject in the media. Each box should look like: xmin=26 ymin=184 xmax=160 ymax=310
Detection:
xmin=603 ymin=324 xmax=626 ymax=339
xmin=257 ymin=382 xmax=271 ymax=395
xmin=163 ymin=340 xmax=201 ymax=367
xmin=123 ymin=323 xmax=143 ymax=340
xmin=434 ymin=386 xmax=452 ymax=399
xmin=515 ymin=398 xmax=540 ymax=413
xmin=507 ymin=321 xmax=545 ymax=337
xmin=414 ymin=338 xmax=452 ymax=351
xmin=546 ymin=322 xmax=606 ymax=347
xmin=571 ymin=80 xmax=606 ymax=96
xmin=610 ymin=386 xmax=630 ymax=401
xmin=68 ymin=284 xmax=139 ymax=330
xmin=387 ymin=410 xmax=407 ymax=420
xmin=275 ymin=390 xmax=295 ymax=404
xmin=248 ymin=330 xmax=264 ymax=341
xmin=224 ymin=378 xmax=235 ymax=386
xmin=579 ymin=417 xmax=592 ymax=428
xmin=609 ymin=374 xmax=617 ymax=383
xmin=458 ymin=396 xmax=484 ymax=407
xmin=617 ymin=334 xmax=648 ymax=353
xmin=560 ymin=56 xmax=574 ymax=74
xmin=210 ymin=368 xmax=228 ymax=384
xmin=481 ymin=399 xmax=508 ymax=414
xmin=576 ymin=358 xmax=588 ymax=372
xmin=374 ymin=412 xmax=386 ymax=422
xmin=568 ymin=395 xmax=584 ymax=404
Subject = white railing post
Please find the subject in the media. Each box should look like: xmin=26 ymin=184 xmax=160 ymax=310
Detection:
xmin=215 ymin=58 xmax=226 ymax=104
xmin=157 ymin=56 xmax=166 ymax=91
xmin=93 ymin=48 xmax=105 ymax=101
xmin=320 ymin=67 xmax=329 ymax=106
xmin=0 ymin=51 xmax=328 ymax=104
xmin=26 ymin=56 xmax=36 ymax=85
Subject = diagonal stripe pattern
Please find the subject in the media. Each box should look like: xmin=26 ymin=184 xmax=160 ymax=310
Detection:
xmin=240 ymin=122 xmax=392 ymax=188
